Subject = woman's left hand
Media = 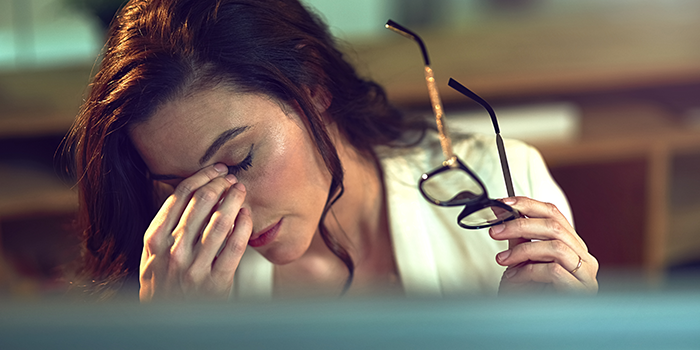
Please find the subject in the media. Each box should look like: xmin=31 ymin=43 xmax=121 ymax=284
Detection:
xmin=489 ymin=196 xmax=598 ymax=294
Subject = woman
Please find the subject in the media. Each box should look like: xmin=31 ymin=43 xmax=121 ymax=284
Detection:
xmin=64 ymin=0 xmax=598 ymax=301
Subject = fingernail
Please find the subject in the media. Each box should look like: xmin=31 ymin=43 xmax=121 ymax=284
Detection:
xmin=214 ymin=163 xmax=228 ymax=173
xmin=490 ymin=224 xmax=505 ymax=235
xmin=503 ymin=197 xmax=516 ymax=205
xmin=233 ymin=182 xmax=246 ymax=192
xmin=505 ymin=268 xmax=517 ymax=279
xmin=225 ymin=174 xmax=237 ymax=183
xmin=497 ymin=250 xmax=511 ymax=263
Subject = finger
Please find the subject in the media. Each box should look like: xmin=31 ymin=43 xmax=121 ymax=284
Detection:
xmin=507 ymin=237 xmax=529 ymax=251
xmin=191 ymin=180 xmax=247 ymax=272
xmin=172 ymin=174 xmax=236 ymax=250
xmin=496 ymin=239 xmax=580 ymax=273
xmin=162 ymin=163 xmax=229 ymax=232
xmin=490 ymin=216 xmax=584 ymax=255
xmin=502 ymin=196 xmax=566 ymax=220
xmin=504 ymin=262 xmax=596 ymax=293
xmin=500 ymin=247 xmax=599 ymax=290
xmin=144 ymin=163 xmax=228 ymax=254
xmin=211 ymin=206 xmax=253 ymax=280
xmin=139 ymin=248 xmax=158 ymax=301
xmin=504 ymin=262 xmax=580 ymax=291
xmin=501 ymin=196 xmax=585 ymax=247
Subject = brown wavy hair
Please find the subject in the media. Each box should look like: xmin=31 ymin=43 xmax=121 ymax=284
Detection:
xmin=64 ymin=0 xmax=428 ymax=298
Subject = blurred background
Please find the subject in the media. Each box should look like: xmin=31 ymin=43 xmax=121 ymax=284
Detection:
xmin=2 ymin=0 xmax=700 ymax=299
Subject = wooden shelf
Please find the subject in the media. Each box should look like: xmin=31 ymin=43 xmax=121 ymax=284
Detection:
xmin=348 ymin=11 xmax=700 ymax=106
xmin=530 ymin=103 xmax=700 ymax=277
xmin=0 ymin=65 xmax=91 ymax=138
xmin=668 ymin=204 xmax=700 ymax=266
xmin=0 ymin=164 xmax=77 ymax=219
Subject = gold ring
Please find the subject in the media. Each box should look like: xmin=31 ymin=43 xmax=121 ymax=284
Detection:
xmin=570 ymin=256 xmax=582 ymax=275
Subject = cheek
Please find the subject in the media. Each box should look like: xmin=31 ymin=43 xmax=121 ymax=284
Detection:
xmin=251 ymin=156 xmax=291 ymax=197
xmin=244 ymin=135 xmax=331 ymax=208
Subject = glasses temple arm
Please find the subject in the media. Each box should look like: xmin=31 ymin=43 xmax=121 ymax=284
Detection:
xmin=496 ymin=134 xmax=516 ymax=197
xmin=448 ymin=78 xmax=500 ymax=134
xmin=449 ymin=78 xmax=515 ymax=197
xmin=386 ymin=20 xmax=453 ymax=160
xmin=385 ymin=20 xmax=430 ymax=66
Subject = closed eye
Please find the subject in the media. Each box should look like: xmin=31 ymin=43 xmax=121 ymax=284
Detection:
xmin=227 ymin=144 xmax=254 ymax=176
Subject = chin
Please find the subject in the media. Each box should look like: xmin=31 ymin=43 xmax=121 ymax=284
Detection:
xmin=253 ymin=219 xmax=319 ymax=265
xmin=257 ymin=244 xmax=306 ymax=266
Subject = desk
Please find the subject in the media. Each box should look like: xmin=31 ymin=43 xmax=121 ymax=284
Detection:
xmin=2 ymin=291 xmax=700 ymax=349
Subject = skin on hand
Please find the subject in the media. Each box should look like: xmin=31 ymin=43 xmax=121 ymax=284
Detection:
xmin=489 ymin=196 xmax=599 ymax=294
xmin=139 ymin=163 xmax=253 ymax=301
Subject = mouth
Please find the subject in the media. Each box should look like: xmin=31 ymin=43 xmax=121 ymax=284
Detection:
xmin=248 ymin=219 xmax=282 ymax=248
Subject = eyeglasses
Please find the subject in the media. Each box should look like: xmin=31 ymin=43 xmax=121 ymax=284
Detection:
xmin=385 ymin=20 xmax=519 ymax=229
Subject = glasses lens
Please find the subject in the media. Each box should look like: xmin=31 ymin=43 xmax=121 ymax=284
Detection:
xmin=459 ymin=205 xmax=517 ymax=228
xmin=421 ymin=168 xmax=484 ymax=205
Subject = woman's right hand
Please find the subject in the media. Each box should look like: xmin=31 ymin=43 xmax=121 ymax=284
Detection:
xmin=139 ymin=163 xmax=253 ymax=302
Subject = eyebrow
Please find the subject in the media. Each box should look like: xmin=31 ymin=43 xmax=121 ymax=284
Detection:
xmin=199 ymin=126 xmax=250 ymax=165
xmin=149 ymin=126 xmax=249 ymax=181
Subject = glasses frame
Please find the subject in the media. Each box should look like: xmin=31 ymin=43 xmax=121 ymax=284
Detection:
xmin=385 ymin=19 xmax=519 ymax=229
xmin=418 ymin=156 xmax=518 ymax=229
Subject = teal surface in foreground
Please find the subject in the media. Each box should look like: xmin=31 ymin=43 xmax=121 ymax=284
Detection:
xmin=1 ymin=291 xmax=699 ymax=349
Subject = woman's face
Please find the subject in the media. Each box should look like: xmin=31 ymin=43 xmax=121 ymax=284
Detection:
xmin=129 ymin=86 xmax=332 ymax=264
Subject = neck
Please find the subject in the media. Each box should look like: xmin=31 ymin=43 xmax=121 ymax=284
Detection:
xmin=274 ymin=134 xmax=399 ymax=297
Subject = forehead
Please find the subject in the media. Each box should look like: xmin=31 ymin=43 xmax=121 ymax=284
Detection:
xmin=160 ymin=87 xmax=263 ymax=129
xmin=128 ymin=88 xmax=292 ymax=174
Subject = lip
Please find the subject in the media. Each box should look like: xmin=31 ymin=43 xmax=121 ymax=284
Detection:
xmin=248 ymin=219 xmax=282 ymax=248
